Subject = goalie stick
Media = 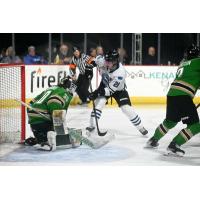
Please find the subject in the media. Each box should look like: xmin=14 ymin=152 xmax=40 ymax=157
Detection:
xmin=69 ymin=130 xmax=114 ymax=149
xmin=69 ymin=130 xmax=115 ymax=149
xmin=14 ymin=98 xmax=51 ymax=120
xmin=14 ymin=98 xmax=110 ymax=149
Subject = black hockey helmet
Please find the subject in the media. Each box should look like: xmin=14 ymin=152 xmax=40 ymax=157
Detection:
xmin=59 ymin=76 xmax=77 ymax=94
xmin=105 ymin=49 xmax=119 ymax=72
xmin=105 ymin=49 xmax=119 ymax=62
xmin=185 ymin=44 xmax=200 ymax=60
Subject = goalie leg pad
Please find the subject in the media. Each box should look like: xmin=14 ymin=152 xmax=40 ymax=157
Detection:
xmin=68 ymin=128 xmax=82 ymax=148
xmin=46 ymin=129 xmax=82 ymax=151
xmin=56 ymin=134 xmax=73 ymax=149
xmin=52 ymin=110 xmax=67 ymax=135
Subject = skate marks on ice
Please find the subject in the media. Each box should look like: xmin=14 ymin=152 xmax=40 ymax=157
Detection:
xmin=0 ymin=143 xmax=22 ymax=158
xmin=0 ymin=144 xmax=133 ymax=165
xmin=143 ymin=139 xmax=200 ymax=166
xmin=2 ymin=107 xmax=200 ymax=165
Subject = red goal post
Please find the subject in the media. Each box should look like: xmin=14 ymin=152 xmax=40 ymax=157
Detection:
xmin=0 ymin=64 xmax=26 ymax=143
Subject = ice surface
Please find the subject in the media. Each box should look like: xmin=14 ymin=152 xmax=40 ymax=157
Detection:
xmin=1 ymin=105 xmax=200 ymax=166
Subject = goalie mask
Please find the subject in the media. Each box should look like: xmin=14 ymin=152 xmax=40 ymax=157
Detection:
xmin=105 ymin=49 xmax=119 ymax=72
xmin=59 ymin=76 xmax=77 ymax=94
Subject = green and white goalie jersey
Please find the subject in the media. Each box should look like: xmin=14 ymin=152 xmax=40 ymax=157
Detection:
xmin=27 ymin=86 xmax=73 ymax=124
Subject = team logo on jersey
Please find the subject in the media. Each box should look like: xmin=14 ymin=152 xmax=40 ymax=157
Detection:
xmin=117 ymin=76 xmax=123 ymax=80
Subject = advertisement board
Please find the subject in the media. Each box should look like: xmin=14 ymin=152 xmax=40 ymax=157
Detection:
xmin=25 ymin=65 xmax=200 ymax=104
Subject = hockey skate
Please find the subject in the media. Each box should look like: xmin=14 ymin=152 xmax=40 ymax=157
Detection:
xmin=145 ymin=137 xmax=159 ymax=148
xmin=166 ymin=142 xmax=185 ymax=157
xmin=139 ymin=127 xmax=148 ymax=135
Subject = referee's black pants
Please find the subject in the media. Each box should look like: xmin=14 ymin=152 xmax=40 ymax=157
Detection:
xmin=76 ymin=74 xmax=90 ymax=103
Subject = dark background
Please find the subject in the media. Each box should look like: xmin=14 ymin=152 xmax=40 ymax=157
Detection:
xmin=0 ymin=33 xmax=198 ymax=65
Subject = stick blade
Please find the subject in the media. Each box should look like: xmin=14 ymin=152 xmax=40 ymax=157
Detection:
xmin=98 ymin=131 xmax=108 ymax=136
xmin=88 ymin=132 xmax=115 ymax=149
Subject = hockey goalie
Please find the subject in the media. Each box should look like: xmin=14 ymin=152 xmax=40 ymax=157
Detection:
xmin=25 ymin=76 xmax=111 ymax=151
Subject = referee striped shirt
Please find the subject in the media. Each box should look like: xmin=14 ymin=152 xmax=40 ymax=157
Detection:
xmin=70 ymin=53 xmax=90 ymax=75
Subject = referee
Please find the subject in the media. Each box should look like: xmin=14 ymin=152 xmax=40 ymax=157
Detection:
xmin=70 ymin=46 xmax=93 ymax=105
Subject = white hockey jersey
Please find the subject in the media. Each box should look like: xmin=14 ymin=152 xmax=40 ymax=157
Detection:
xmin=102 ymin=63 xmax=127 ymax=96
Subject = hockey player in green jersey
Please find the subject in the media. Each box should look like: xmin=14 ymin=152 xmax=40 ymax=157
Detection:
xmin=146 ymin=44 xmax=200 ymax=156
xmin=25 ymin=76 xmax=78 ymax=150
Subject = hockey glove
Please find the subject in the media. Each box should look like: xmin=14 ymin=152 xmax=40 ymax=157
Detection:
xmin=88 ymin=90 xmax=99 ymax=100
xmin=88 ymin=87 xmax=106 ymax=100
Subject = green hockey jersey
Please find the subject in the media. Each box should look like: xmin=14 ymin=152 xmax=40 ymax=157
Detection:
xmin=167 ymin=58 xmax=200 ymax=98
xmin=28 ymin=86 xmax=73 ymax=124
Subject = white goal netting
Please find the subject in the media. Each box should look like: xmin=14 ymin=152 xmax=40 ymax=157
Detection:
xmin=0 ymin=65 xmax=25 ymax=143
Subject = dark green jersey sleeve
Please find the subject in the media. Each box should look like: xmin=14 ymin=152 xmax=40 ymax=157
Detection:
xmin=167 ymin=58 xmax=200 ymax=98
xmin=47 ymin=88 xmax=73 ymax=113
xmin=28 ymin=86 xmax=72 ymax=124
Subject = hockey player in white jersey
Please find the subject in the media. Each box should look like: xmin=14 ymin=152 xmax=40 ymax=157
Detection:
xmin=86 ymin=49 xmax=148 ymax=135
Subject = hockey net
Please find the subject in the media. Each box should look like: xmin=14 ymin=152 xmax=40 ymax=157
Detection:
xmin=0 ymin=64 xmax=25 ymax=143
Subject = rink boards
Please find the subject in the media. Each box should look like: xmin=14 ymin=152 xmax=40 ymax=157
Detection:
xmin=1 ymin=64 xmax=200 ymax=107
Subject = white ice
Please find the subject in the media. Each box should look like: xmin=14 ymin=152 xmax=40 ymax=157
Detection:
xmin=1 ymin=105 xmax=200 ymax=166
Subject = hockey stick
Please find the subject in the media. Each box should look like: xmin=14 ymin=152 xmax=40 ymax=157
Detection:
xmin=89 ymin=78 xmax=107 ymax=136
xmin=14 ymin=98 xmax=51 ymax=121
xmin=196 ymin=103 xmax=200 ymax=109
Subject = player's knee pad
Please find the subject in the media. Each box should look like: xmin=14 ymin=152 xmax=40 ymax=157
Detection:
xmin=120 ymin=105 xmax=137 ymax=120
xmin=163 ymin=119 xmax=177 ymax=129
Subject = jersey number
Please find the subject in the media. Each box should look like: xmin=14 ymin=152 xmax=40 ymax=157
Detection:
xmin=36 ymin=91 xmax=52 ymax=104
xmin=113 ymin=81 xmax=120 ymax=88
xmin=176 ymin=67 xmax=184 ymax=78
